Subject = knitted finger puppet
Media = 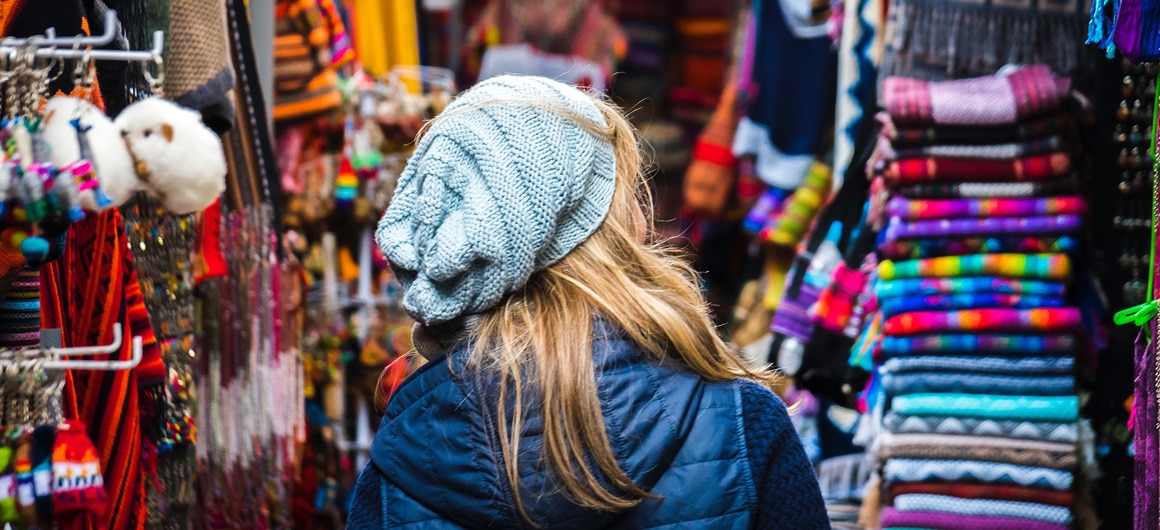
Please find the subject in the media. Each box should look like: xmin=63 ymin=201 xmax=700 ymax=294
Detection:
xmin=51 ymin=421 xmax=106 ymax=520
xmin=0 ymin=445 xmax=16 ymax=523
xmin=42 ymin=96 xmax=134 ymax=211
xmin=114 ymin=98 xmax=227 ymax=215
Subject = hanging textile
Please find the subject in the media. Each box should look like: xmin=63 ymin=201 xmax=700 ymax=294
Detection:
xmin=733 ymin=0 xmax=837 ymax=190
xmin=348 ymin=0 xmax=420 ymax=77
xmin=880 ymin=0 xmax=1090 ymax=81
xmin=40 ymin=210 xmax=165 ymax=530
xmin=832 ymin=0 xmax=885 ymax=191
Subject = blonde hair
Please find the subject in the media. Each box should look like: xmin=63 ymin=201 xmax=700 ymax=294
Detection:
xmin=415 ymin=93 xmax=784 ymax=523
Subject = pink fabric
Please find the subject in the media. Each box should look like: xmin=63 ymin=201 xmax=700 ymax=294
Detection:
xmin=882 ymin=65 xmax=1070 ymax=126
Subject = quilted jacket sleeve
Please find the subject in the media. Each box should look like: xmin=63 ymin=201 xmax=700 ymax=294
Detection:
xmin=347 ymin=464 xmax=385 ymax=529
xmin=739 ymin=380 xmax=830 ymax=529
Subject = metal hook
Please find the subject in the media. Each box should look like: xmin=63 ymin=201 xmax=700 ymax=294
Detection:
xmin=142 ymin=52 xmax=164 ymax=95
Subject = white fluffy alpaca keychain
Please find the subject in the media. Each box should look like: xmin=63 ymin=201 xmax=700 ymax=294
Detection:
xmin=41 ymin=56 xmax=227 ymax=215
xmin=115 ymin=97 xmax=227 ymax=215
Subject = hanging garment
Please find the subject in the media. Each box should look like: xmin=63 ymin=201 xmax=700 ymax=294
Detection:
xmin=40 ymin=210 xmax=165 ymax=530
xmin=732 ymin=0 xmax=837 ymax=189
xmin=880 ymin=0 xmax=1089 ymax=79
xmin=831 ymin=0 xmax=885 ymax=190
xmin=349 ymin=0 xmax=420 ymax=76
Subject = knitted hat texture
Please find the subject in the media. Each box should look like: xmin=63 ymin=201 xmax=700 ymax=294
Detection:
xmin=376 ymin=75 xmax=616 ymax=325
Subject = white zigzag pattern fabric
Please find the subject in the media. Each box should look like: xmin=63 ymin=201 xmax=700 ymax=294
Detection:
xmin=894 ymin=494 xmax=1073 ymax=525
xmin=883 ymin=459 xmax=1074 ymax=490
xmin=884 ymin=413 xmax=1079 ymax=443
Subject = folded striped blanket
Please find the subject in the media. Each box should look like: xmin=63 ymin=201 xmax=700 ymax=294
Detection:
xmin=883 ymin=214 xmax=1081 ymax=240
xmin=882 ymin=372 xmax=1075 ymax=397
xmin=882 ymin=459 xmax=1073 ymax=490
xmin=879 ymin=334 xmax=1075 ymax=357
xmin=892 ymin=394 xmax=1079 ymax=422
xmin=882 ymin=152 xmax=1072 ymax=185
xmin=881 ymin=507 xmax=1070 ymax=530
xmin=893 ymin=494 xmax=1073 ymax=525
xmin=878 ymin=254 xmax=1071 ymax=281
xmin=878 ymin=236 xmax=1080 ymax=260
xmin=883 ymin=308 xmax=1081 ymax=335
xmin=884 ymin=481 xmax=1075 ymax=507
xmin=886 ymin=196 xmax=1084 ymax=220
xmin=881 ymin=113 xmax=1072 ymax=148
xmin=880 ymin=433 xmax=1077 ymax=470
xmin=895 ymin=178 xmax=1077 ymax=199
xmin=882 ymin=355 xmax=1074 ymax=375
xmin=879 ymin=293 xmax=1065 ymax=317
xmin=882 ymin=135 xmax=1065 ymax=161
xmin=884 ymin=413 xmax=1078 ymax=443
xmin=876 ymin=277 xmax=1068 ymax=298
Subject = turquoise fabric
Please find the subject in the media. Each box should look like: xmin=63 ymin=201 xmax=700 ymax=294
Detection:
xmin=891 ymin=394 xmax=1079 ymax=422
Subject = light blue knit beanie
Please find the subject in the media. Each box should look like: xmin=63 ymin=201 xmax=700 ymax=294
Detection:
xmin=375 ymin=75 xmax=617 ymax=325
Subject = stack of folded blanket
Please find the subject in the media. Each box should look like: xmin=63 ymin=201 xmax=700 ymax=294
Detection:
xmin=870 ymin=65 xmax=1083 ymax=530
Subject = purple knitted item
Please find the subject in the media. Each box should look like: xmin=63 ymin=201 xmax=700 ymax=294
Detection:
xmin=1137 ymin=327 xmax=1160 ymax=529
xmin=770 ymin=283 xmax=823 ymax=340
xmin=880 ymin=508 xmax=1069 ymax=530
xmin=884 ymin=214 xmax=1082 ymax=241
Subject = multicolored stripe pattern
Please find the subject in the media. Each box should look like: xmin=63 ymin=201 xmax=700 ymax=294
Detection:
xmin=876 ymin=277 xmax=1068 ymax=298
xmin=886 ymin=196 xmax=1085 ymax=220
xmin=879 ymin=294 xmax=1066 ymax=317
xmin=883 ymin=308 xmax=1082 ymax=335
xmin=878 ymin=254 xmax=1072 ymax=281
xmin=879 ymin=334 xmax=1076 ymax=356
xmin=878 ymin=236 xmax=1080 ymax=260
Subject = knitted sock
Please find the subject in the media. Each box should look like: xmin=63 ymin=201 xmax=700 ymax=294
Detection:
xmin=31 ymin=425 xmax=55 ymax=526
xmin=52 ymin=421 xmax=107 ymax=519
xmin=761 ymin=163 xmax=832 ymax=247
xmin=0 ymin=445 xmax=16 ymax=523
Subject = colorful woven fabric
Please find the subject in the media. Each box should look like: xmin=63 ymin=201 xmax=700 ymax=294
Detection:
xmin=813 ymin=262 xmax=868 ymax=333
xmin=879 ymin=294 xmax=1065 ymax=316
xmin=884 ymin=215 xmax=1081 ymax=240
xmin=882 ymin=459 xmax=1074 ymax=490
xmin=878 ymin=254 xmax=1071 ymax=281
xmin=881 ymin=66 xmax=1069 ymax=126
xmin=883 ymin=135 xmax=1065 ymax=161
xmin=881 ymin=153 xmax=1072 ymax=185
xmin=881 ymin=441 xmax=1076 ymax=471
xmin=895 ymin=178 xmax=1077 ymax=199
xmin=883 ymin=307 xmax=1081 ymax=335
xmin=39 ymin=209 xmax=164 ymax=530
xmin=893 ymin=494 xmax=1073 ymax=524
xmin=879 ymin=334 xmax=1075 ymax=356
xmin=892 ymin=393 xmax=1079 ymax=422
xmin=759 ymin=163 xmax=832 ymax=246
xmin=882 ymin=431 xmax=1077 ymax=452
xmin=877 ymin=236 xmax=1080 ymax=260
xmin=880 ymin=508 xmax=1070 ymax=530
xmin=882 ymin=113 xmax=1073 ymax=147
xmin=876 ymin=277 xmax=1067 ymax=298
xmin=885 ymin=482 xmax=1075 ymax=507
xmin=884 ymin=413 xmax=1079 ymax=442
xmin=882 ymin=372 xmax=1075 ymax=397
xmin=886 ymin=196 xmax=1084 ymax=220
xmin=882 ymin=355 xmax=1074 ymax=375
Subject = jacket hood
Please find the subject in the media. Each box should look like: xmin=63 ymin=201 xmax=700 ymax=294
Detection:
xmin=369 ymin=323 xmax=708 ymax=528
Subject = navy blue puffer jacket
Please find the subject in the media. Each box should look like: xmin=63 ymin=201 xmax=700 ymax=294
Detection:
xmin=348 ymin=323 xmax=828 ymax=529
